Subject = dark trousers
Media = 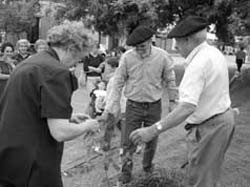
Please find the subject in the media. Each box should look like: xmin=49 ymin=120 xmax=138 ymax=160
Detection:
xmin=236 ymin=58 xmax=244 ymax=72
xmin=120 ymin=99 xmax=161 ymax=182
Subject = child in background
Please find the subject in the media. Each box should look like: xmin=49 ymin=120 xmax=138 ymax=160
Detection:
xmin=88 ymin=80 xmax=107 ymax=118
xmin=92 ymin=80 xmax=107 ymax=115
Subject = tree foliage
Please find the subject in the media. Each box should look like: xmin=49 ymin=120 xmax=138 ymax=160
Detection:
xmin=229 ymin=0 xmax=250 ymax=36
xmin=0 ymin=0 xmax=40 ymax=37
xmin=55 ymin=0 xmax=158 ymax=37
xmin=55 ymin=0 xmax=250 ymax=43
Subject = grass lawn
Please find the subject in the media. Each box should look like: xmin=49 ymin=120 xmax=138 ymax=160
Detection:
xmin=62 ymin=56 xmax=250 ymax=187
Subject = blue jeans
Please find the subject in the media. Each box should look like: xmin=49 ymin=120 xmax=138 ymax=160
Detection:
xmin=120 ymin=99 xmax=161 ymax=182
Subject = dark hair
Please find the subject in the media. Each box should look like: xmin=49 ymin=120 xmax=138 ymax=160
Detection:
xmin=1 ymin=42 xmax=14 ymax=53
xmin=106 ymin=57 xmax=119 ymax=68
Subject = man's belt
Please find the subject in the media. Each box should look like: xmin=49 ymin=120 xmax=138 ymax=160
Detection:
xmin=185 ymin=108 xmax=230 ymax=131
xmin=127 ymin=99 xmax=161 ymax=106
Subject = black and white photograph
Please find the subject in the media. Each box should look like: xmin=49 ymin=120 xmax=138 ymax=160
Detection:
xmin=0 ymin=0 xmax=249 ymax=187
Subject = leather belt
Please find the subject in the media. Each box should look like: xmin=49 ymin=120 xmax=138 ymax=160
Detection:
xmin=185 ymin=108 xmax=230 ymax=131
xmin=128 ymin=99 xmax=161 ymax=106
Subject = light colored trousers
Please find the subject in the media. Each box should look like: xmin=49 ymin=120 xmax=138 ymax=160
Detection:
xmin=186 ymin=108 xmax=235 ymax=187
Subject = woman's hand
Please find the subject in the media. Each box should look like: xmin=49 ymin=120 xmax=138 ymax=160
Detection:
xmin=83 ymin=119 xmax=101 ymax=133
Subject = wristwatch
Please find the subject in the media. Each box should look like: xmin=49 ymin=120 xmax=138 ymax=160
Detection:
xmin=154 ymin=121 xmax=163 ymax=132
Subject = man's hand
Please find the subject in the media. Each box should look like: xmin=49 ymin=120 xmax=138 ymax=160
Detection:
xmin=232 ymin=108 xmax=240 ymax=116
xmin=70 ymin=113 xmax=90 ymax=124
xmin=129 ymin=125 xmax=158 ymax=145
xmin=88 ymin=66 xmax=96 ymax=72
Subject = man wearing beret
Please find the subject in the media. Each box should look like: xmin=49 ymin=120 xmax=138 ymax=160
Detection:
xmin=103 ymin=25 xmax=177 ymax=184
xmin=130 ymin=15 xmax=236 ymax=187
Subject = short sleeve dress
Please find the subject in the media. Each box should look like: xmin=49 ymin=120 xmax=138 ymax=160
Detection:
xmin=0 ymin=48 xmax=78 ymax=186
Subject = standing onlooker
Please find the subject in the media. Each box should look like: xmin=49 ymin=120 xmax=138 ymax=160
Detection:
xmin=0 ymin=21 xmax=100 ymax=187
xmin=235 ymin=46 xmax=246 ymax=72
xmin=130 ymin=16 xmax=235 ymax=187
xmin=82 ymin=43 xmax=106 ymax=92
xmin=34 ymin=39 xmax=48 ymax=53
xmin=104 ymin=25 xmax=178 ymax=184
xmin=0 ymin=42 xmax=15 ymax=98
xmin=13 ymin=39 xmax=31 ymax=65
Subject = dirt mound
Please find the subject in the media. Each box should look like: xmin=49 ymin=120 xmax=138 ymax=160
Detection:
xmin=127 ymin=167 xmax=184 ymax=187
xmin=100 ymin=167 xmax=185 ymax=187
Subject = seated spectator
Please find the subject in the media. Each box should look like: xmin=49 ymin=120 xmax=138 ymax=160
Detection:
xmin=34 ymin=39 xmax=48 ymax=53
xmin=13 ymin=39 xmax=30 ymax=65
xmin=0 ymin=42 xmax=15 ymax=97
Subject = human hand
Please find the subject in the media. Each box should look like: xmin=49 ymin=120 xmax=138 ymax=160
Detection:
xmin=232 ymin=108 xmax=240 ymax=116
xmin=129 ymin=125 xmax=158 ymax=145
xmin=88 ymin=66 xmax=95 ymax=72
xmin=69 ymin=66 xmax=76 ymax=73
xmin=70 ymin=113 xmax=90 ymax=124
xmin=97 ymin=111 xmax=110 ymax=123
xmin=84 ymin=119 xmax=100 ymax=132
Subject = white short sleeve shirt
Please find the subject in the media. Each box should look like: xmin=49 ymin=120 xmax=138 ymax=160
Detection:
xmin=179 ymin=42 xmax=231 ymax=124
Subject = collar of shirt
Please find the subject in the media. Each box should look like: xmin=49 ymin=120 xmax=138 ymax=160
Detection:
xmin=46 ymin=47 xmax=60 ymax=62
xmin=16 ymin=52 xmax=29 ymax=59
xmin=184 ymin=41 xmax=207 ymax=68
xmin=133 ymin=45 xmax=152 ymax=59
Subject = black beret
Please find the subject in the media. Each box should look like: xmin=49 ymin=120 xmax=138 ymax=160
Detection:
xmin=167 ymin=15 xmax=208 ymax=38
xmin=126 ymin=26 xmax=155 ymax=46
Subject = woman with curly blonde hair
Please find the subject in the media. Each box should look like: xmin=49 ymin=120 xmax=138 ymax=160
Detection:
xmin=0 ymin=21 xmax=100 ymax=187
